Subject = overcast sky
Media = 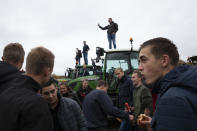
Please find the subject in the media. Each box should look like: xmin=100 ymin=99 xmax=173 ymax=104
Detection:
xmin=0 ymin=0 xmax=196 ymax=75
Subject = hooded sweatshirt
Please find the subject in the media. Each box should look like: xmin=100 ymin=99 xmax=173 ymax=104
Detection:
xmin=151 ymin=65 xmax=197 ymax=131
xmin=0 ymin=61 xmax=20 ymax=94
xmin=0 ymin=75 xmax=53 ymax=131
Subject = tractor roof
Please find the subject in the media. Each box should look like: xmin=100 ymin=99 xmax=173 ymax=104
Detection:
xmin=105 ymin=48 xmax=138 ymax=53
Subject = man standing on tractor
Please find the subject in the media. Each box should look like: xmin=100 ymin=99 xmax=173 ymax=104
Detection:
xmin=98 ymin=18 xmax=118 ymax=49
xmin=82 ymin=41 xmax=90 ymax=65
xmin=75 ymin=48 xmax=82 ymax=65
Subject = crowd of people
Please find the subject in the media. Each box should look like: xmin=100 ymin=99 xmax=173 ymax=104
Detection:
xmin=0 ymin=30 xmax=197 ymax=131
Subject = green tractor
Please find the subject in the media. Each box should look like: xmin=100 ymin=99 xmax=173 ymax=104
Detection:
xmin=66 ymin=64 xmax=102 ymax=91
xmin=187 ymin=56 xmax=197 ymax=65
xmin=66 ymin=46 xmax=139 ymax=105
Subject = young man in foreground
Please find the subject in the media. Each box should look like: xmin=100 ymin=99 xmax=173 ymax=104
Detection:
xmin=138 ymin=37 xmax=197 ymax=131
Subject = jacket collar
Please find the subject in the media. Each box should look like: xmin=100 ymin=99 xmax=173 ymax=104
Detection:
xmin=20 ymin=75 xmax=42 ymax=92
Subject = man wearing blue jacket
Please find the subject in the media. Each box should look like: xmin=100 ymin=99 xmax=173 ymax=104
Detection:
xmin=138 ymin=37 xmax=197 ymax=131
xmin=83 ymin=80 xmax=134 ymax=131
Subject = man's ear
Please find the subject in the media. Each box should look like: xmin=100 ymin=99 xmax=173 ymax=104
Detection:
xmin=43 ymin=67 xmax=52 ymax=77
xmin=20 ymin=57 xmax=24 ymax=64
xmin=17 ymin=58 xmax=24 ymax=70
xmin=2 ymin=56 xmax=5 ymax=61
xmin=161 ymin=54 xmax=170 ymax=68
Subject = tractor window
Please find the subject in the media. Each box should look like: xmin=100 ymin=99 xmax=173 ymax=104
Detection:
xmin=89 ymin=70 xmax=93 ymax=75
xmin=106 ymin=52 xmax=129 ymax=73
xmin=130 ymin=52 xmax=139 ymax=69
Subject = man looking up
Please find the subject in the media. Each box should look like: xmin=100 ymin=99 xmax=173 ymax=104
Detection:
xmin=0 ymin=47 xmax=54 ymax=131
xmin=0 ymin=43 xmax=25 ymax=94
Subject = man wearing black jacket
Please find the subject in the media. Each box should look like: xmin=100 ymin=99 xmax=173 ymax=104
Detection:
xmin=115 ymin=68 xmax=133 ymax=131
xmin=75 ymin=48 xmax=82 ymax=65
xmin=0 ymin=47 xmax=54 ymax=131
xmin=82 ymin=41 xmax=90 ymax=65
xmin=83 ymin=80 xmax=134 ymax=131
xmin=77 ymin=79 xmax=92 ymax=104
xmin=41 ymin=78 xmax=87 ymax=131
xmin=0 ymin=43 xmax=25 ymax=94
xmin=98 ymin=18 xmax=118 ymax=49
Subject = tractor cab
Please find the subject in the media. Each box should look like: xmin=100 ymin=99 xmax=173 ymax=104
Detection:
xmin=102 ymin=49 xmax=139 ymax=105
xmin=187 ymin=56 xmax=197 ymax=65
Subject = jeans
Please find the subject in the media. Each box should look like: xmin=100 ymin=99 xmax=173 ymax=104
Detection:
xmin=76 ymin=58 xmax=81 ymax=65
xmin=78 ymin=58 xmax=81 ymax=65
xmin=107 ymin=33 xmax=116 ymax=49
xmin=83 ymin=52 xmax=88 ymax=65
xmin=119 ymin=119 xmax=132 ymax=131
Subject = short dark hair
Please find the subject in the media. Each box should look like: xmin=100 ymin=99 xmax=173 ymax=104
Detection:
xmin=59 ymin=82 xmax=72 ymax=92
xmin=133 ymin=70 xmax=142 ymax=78
xmin=82 ymin=79 xmax=88 ymax=83
xmin=115 ymin=67 xmax=124 ymax=72
xmin=42 ymin=77 xmax=57 ymax=87
xmin=3 ymin=43 xmax=25 ymax=64
xmin=97 ymin=80 xmax=108 ymax=87
xmin=40 ymin=77 xmax=57 ymax=93
xmin=26 ymin=47 xmax=54 ymax=75
xmin=139 ymin=37 xmax=179 ymax=66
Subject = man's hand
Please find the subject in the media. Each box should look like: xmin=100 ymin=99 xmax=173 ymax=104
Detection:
xmin=140 ymin=115 xmax=152 ymax=131
xmin=139 ymin=115 xmax=152 ymax=125
xmin=137 ymin=114 xmax=152 ymax=126
xmin=137 ymin=114 xmax=152 ymax=131
xmin=124 ymin=106 xmax=134 ymax=112
xmin=112 ymin=32 xmax=115 ymax=34
xmin=129 ymin=115 xmax=134 ymax=120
